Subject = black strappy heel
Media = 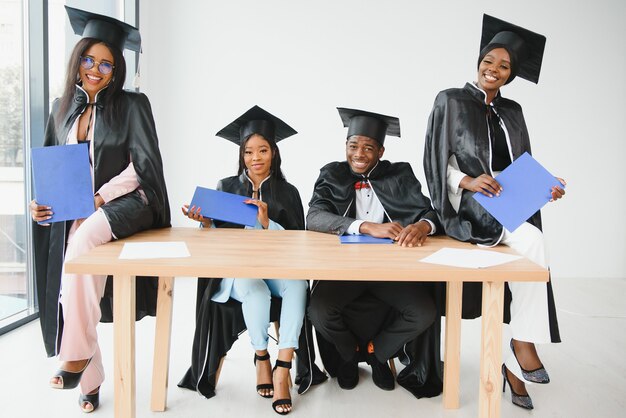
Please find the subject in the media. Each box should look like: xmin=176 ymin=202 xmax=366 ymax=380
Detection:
xmin=272 ymin=359 xmax=292 ymax=415
xmin=78 ymin=386 xmax=100 ymax=413
xmin=50 ymin=358 xmax=92 ymax=390
xmin=254 ymin=352 xmax=273 ymax=398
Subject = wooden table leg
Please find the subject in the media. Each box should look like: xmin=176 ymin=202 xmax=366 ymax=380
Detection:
xmin=443 ymin=281 xmax=463 ymax=409
xmin=478 ymin=281 xmax=505 ymax=418
xmin=114 ymin=275 xmax=136 ymax=418
xmin=151 ymin=276 xmax=175 ymax=411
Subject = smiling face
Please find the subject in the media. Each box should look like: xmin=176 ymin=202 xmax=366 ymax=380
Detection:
xmin=243 ymin=134 xmax=273 ymax=179
xmin=476 ymin=47 xmax=512 ymax=97
xmin=78 ymin=42 xmax=114 ymax=99
xmin=345 ymin=135 xmax=384 ymax=174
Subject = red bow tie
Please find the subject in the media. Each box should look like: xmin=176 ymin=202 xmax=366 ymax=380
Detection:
xmin=355 ymin=181 xmax=371 ymax=190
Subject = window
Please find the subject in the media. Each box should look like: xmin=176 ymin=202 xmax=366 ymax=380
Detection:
xmin=0 ymin=0 xmax=30 ymax=330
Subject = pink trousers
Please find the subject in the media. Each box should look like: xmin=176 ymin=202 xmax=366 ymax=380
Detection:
xmin=58 ymin=208 xmax=112 ymax=394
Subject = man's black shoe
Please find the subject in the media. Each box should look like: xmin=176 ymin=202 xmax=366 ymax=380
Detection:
xmin=337 ymin=358 xmax=359 ymax=390
xmin=368 ymin=354 xmax=395 ymax=391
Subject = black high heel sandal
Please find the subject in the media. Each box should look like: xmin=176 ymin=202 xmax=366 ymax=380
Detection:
xmin=254 ymin=352 xmax=273 ymax=398
xmin=78 ymin=387 xmax=100 ymax=413
xmin=50 ymin=358 xmax=92 ymax=390
xmin=510 ymin=339 xmax=550 ymax=384
xmin=502 ymin=364 xmax=533 ymax=410
xmin=272 ymin=359 xmax=292 ymax=415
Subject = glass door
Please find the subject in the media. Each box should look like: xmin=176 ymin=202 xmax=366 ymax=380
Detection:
xmin=0 ymin=0 xmax=28 ymax=327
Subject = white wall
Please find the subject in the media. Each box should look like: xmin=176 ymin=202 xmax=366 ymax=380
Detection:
xmin=139 ymin=0 xmax=626 ymax=279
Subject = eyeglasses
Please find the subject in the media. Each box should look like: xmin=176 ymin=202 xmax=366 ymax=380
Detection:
xmin=80 ymin=56 xmax=115 ymax=75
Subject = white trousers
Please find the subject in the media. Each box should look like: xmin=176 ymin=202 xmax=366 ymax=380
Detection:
xmin=500 ymin=222 xmax=552 ymax=382
xmin=448 ymin=184 xmax=554 ymax=382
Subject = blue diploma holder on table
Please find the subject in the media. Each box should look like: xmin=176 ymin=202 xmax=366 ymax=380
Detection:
xmin=31 ymin=143 xmax=94 ymax=224
xmin=473 ymin=152 xmax=563 ymax=232
xmin=339 ymin=235 xmax=394 ymax=244
xmin=189 ymin=186 xmax=258 ymax=227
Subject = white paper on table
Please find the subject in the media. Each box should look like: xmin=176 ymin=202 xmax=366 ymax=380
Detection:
xmin=419 ymin=247 xmax=522 ymax=269
xmin=118 ymin=241 xmax=191 ymax=259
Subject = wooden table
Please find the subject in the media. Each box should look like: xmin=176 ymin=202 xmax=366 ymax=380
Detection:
xmin=64 ymin=227 xmax=548 ymax=418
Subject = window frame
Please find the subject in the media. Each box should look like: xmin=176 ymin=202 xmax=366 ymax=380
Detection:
xmin=0 ymin=0 xmax=46 ymax=335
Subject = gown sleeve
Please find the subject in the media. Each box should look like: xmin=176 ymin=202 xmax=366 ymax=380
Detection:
xmin=279 ymin=182 xmax=305 ymax=231
xmin=424 ymin=92 xmax=502 ymax=245
xmin=306 ymin=165 xmax=355 ymax=235
xmin=96 ymin=162 xmax=142 ymax=203
xmin=126 ymin=93 xmax=170 ymax=227
xmin=446 ymin=155 xmax=466 ymax=195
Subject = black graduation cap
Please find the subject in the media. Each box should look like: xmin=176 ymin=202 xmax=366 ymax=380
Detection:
xmin=65 ymin=5 xmax=141 ymax=53
xmin=215 ymin=105 xmax=298 ymax=145
xmin=479 ymin=14 xmax=546 ymax=84
xmin=337 ymin=107 xmax=400 ymax=146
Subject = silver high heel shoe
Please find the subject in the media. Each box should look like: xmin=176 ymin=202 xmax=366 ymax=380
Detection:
xmin=502 ymin=364 xmax=533 ymax=410
xmin=510 ymin=339 xmax=550 ymax=384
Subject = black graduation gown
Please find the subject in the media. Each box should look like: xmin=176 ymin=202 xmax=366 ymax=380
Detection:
xmin=423 ymin=83 xmax=560 ymax=342
xmin=306 ymin=160 xmax=444 ymax=398
xmin=307 ymin=160 xmax=440 ymax=233
xmin=32 ymin=86 xmax=171 ymax=357
xmin=178 ymin=172 xmax=327 ymax=398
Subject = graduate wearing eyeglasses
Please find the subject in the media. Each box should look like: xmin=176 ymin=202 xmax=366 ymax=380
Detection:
xmin=29 ymin=6 xmax=170 ymax=413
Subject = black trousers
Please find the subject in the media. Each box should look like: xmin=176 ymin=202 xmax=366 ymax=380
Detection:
xmin=308 ymin=281 xmax=436 ymax=363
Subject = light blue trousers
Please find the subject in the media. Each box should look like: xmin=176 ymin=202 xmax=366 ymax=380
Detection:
xmin=229 ymin=278 xmax=308 ymax=350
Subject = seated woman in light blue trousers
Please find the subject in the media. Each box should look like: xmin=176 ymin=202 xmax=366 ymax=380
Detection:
xmin=183 ymin=106 xmax=307 ymax=415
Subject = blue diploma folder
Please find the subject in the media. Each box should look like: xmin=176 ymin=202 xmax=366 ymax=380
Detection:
xmin=31 ymin=143 xmax=94 ymax=224
xmin=339 ymin=235 xmax=394 ymax=244
xmin=31 ymin=144 xmax=94 ymax=224
xmin=473 ymin=152 xmax=563 ymax=232
xmin=189 ymin=186 xmax=258 ymax=227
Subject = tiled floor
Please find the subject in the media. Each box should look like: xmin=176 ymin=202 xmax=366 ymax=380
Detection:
xmin=1 ymin=277 xmax=624 ymax=418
